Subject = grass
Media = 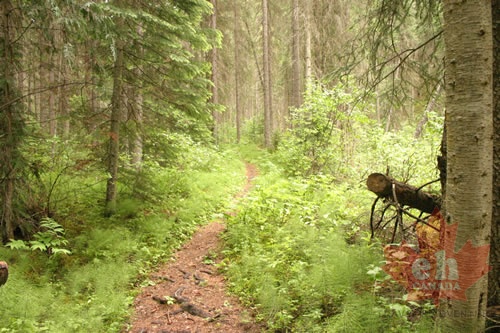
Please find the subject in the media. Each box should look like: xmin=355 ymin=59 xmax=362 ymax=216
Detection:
xmin=221 ymin=142 xmax=438 ymax=332
xmin=0 ymin=147 xmax=246 ymax=333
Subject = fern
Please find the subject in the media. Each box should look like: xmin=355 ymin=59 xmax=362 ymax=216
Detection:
xmin=7 ymin=218 xmax=71 ymax=256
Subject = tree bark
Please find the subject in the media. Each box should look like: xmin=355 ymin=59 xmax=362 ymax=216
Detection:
xmin=209 ymin=0 xmax=219 ymax=143
xmin=262 ymin=0 xmax=273 ymax=148
xmin=131 ymin=24 xmax=143 ymax=170
xmin=58 ymin=38 xmax=70 ymax=139
xmin=439 ymin=0 xmax=493 ymax=331
xmin=304 ymin=0 xmax=312 ymax=94
xmin=233 ymin=1 xmax=242 ymax=143
xmin=0 ymin=0 xmax=23 ymax=242
xmin=366 ymin=173 xmax=440 ymax=214
xmin=105 ymin=40 xmax=125 ymax=217
xmin=291 ymin=0 xmax=301 ymax=108
xmin=489 ymin=0 xmax=500 ymax=313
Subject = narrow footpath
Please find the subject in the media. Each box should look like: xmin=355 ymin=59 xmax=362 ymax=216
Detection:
xmin=127 ymin=163 xmax=262 ymax=333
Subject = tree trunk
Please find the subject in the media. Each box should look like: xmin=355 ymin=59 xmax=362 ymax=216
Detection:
xmin=304 ymin=0 xmax=312 ymax=94
xmin=105 ymin=40 xmax=125 ymax=217
xmin=366 ymin=173 xmax=440 ymax=214
xmin=262 ymin=0 xmax=273 ymax=148
xmin=130 ymin=87 xmax=143 ymax=170
xmin=0 ymin=0 xmax=23 ymax=242
xmin=291 ymin=0 xmax=301 ymax=108
xmin=233 ymin=1 xmax=242 ymax=143
xmin=131 ymin=24 xmax=143 ymax=170
xmin=84 ymin=39 xmax=99 ymax=136
xmin=59 ymin=43 xmax=70 ymax=139
xmin=209 ymin=0 xmax=219 ymax=143
xmin=439 ymin=1 xmax=493 ymax=331
xmin=385 ymin=107 xmax=393 ymax=132
xmin=414 ymin=82 xmax=442 ymax=138
xmin=489 ymin=0 xmax=500 ymax=313
xmin=48 ymin=52 xmax=57 ymax=139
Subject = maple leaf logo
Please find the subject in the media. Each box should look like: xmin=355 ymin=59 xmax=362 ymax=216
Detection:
xmin=382 ymin=209 xmax=491 ymax=304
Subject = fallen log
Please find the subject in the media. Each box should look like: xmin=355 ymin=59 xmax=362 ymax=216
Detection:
xmin=366 ymin=173 xmax=441 ymax=214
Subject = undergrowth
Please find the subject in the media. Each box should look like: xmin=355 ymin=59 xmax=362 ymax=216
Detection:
xmin=222 ymin=150 xmax=437 ymax=332
xmin=0 ymin=145 xmax=246 ymax=333
xmin=222 ymin=82 xmax=442 ymax=332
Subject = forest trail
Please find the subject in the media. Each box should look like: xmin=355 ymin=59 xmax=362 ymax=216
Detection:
xmin=127 ymin=163 xmax=262 ymax=333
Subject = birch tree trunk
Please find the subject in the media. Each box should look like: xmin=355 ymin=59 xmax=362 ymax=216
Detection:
xmin=489 ymin=0 xmax=500 ymax=312
xmin=439 ymin=0 xmax=493 ymax=331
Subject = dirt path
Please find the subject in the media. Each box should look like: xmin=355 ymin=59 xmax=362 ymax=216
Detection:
xmin=126 ymin=163 xmax=262 ymax=333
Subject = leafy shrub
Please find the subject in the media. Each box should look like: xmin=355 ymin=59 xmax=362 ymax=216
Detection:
xmin=276 ymin=82 xmax=369 ymax=177
xmin=7 ymin=218 xmax=71 ymax=256
xmin=275 ymin=81 xmax=443 ymax=190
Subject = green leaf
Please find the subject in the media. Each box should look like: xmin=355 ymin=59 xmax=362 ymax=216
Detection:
xmin=6 ymin=239 xmax=29 ymax=250
xmin=51 ymin=248 xmax=72 ymax=255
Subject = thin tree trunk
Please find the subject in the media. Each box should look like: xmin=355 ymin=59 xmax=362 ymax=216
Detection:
xmin=234 ymin=2 xmax=242 ymax=143
xmin=48 ymin=54 xmax=57 ymax=139
xmin=385 ymin=107 xmax=393 ymax=132
xmin=414 ymin=82 xmax=442 ymax=138
xmin=291 ymin=0 xmax=301 ymax=108
xmin=304 ymin=0 xmax=312 ymax=94
xmin=57 ymin=30 xmax=70 ymax=139
xmin=131 ymin=86 xmax=143 ymax=170
xmin=84 ymin=39 xmax=98 ymax=136
xmin=48 ymin=42 xmax=58 ymax=157
xmin=34 ymin=53 xmax=41 ymax=123
xmin=439 ymin=1 xmax=493 ymax=331
xmin=210 ymin=0 xmax=219 ymax=143
xmin=105 ymin=40 xmax=125 ymax=217
xmin=131 ymin=24 xmax=143 ymax=170
xmin=262 ymin=0 xmax=273 ymax=148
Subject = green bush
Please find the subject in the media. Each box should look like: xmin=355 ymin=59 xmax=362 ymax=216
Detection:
xmin=275 ymin=81 xmax=443 ymax=189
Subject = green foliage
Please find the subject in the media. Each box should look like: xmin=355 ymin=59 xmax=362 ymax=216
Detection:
xmin=7 ymin=218 xmax=71 ymax=256
xmin=276 ymin=81 xmax=443 ymax=189
xmin=224 ymin=87 xmax=443 ymax=332
xmin=0 ymin=144 xmax=246 ymax=332
xmin=222 ymin=170 xmax=381 ymax=331
xmin=276 ymin=82 xmax=371 ymax=177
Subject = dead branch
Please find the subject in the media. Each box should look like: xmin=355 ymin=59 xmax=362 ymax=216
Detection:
xmin=152 ymin=287 xmax=215 ymax=320
xmin=366 ymin=173 xmax=441 ymax=213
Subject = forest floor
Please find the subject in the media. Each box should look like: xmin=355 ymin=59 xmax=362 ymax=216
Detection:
xmin=126 ymin=163 xmax=263 ymax=333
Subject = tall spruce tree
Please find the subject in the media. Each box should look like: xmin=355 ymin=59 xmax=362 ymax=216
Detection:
xmin=86 ymin=0 xmax=217 ymax=215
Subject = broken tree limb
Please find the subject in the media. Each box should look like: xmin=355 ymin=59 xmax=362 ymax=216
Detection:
xmin=366 ymin=173 xmax=441 ymax=214
xmin=152 ymin=287 xmax=214 ymax=319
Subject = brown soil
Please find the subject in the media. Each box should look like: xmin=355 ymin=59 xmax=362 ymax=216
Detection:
xmin=126 ymin=163 xmax=263 ymax=333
